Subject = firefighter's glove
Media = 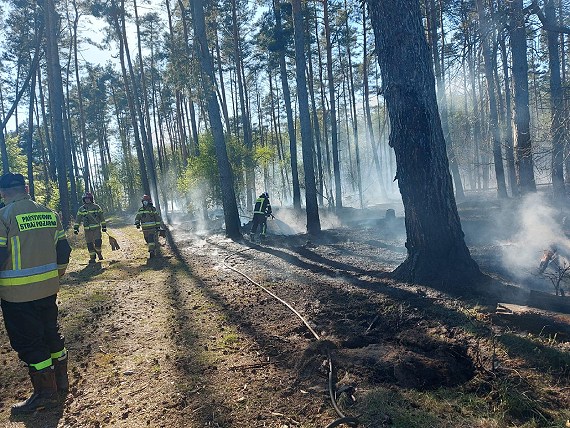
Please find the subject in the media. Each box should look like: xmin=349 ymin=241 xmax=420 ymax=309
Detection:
xmin=135 ymin=224 xmax=140 ymax=229
xmin=73 ymin=229 xmax=78 ymax=235
xmin=101 ymin=226 xmax=107 ymax=232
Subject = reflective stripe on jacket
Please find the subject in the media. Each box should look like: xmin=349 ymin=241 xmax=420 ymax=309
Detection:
xmin=0 ymin=195 xmax=68 ymax=302
xmin=135 ymin=205 xmax=161 ymax=231
xmin=253 ymin=197 xmax=272 ymax=215
xmin=74 ymin=202 xmax=106 ymax=231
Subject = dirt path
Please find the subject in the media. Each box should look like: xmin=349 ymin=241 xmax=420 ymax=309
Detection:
xmin=0 ymin=223 xmax=336 ymax=427
xmin=1 ymin=214 xmax=569 ymax=428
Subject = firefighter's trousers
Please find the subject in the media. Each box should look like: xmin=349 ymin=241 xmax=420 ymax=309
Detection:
xmin=251 ymin=213 xmax=268 ymax=237
xmin=1 ymin=295 xmax=65 ymax=370
xmin=85 ymin=228 xmax=103 ymax=260
xmin=142 ymin=229 xmax=158 ymax=253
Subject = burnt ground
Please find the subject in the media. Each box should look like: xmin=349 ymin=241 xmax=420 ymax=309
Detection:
xmin=1 ymin=196 xmax=570 ymax=428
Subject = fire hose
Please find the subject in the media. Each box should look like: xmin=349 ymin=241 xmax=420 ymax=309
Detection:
xmin=224 ymin=247 xmax=359 ymax=428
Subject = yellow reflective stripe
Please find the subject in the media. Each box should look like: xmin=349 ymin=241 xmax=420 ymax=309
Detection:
xmin=58 ymin=263 xmax=68 ymax=270
xmin=0 ymin=237 xmax=7 ymax=246
xmin=30 ymin=358 xmax=53 ymax=371
xmin=51 ymin=348 xmax=66 ymax=360
xmin=11 ymin=236 xmax=21 ymax=270
xmin=0 ymin=269 xmax=59 ymax=286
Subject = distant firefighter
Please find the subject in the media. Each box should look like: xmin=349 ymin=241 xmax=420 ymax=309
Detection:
xmin=249 ymin=192 xmax=272 ymax=242
xmin=74 ymin=192 xmax=106 ymax=264
xmin=135 ymin=195 xmax=162 ymax=258
xmin=538 ymin=216 xmax=570 ymax=274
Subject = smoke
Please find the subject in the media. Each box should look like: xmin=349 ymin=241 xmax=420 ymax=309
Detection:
xmin=498 ymin=192 xmax=565 ymax=283
xmin=264 ymin=207 xmax=343 ymax=236
xmin=267 ymin=208 xmax=305 ymax=235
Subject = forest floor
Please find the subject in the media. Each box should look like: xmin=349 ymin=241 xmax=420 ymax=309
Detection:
xmin=1 ymin=194 xmax=570 ymax=428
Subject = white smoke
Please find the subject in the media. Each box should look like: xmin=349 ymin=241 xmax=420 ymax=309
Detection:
xmin=500 ymin=192 xmax=566 ymax=281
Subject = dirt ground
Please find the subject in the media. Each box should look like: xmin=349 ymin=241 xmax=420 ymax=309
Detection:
xmin=0 ymin=199 xmax=570 ymax=428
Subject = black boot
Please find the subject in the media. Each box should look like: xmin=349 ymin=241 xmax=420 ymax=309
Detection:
xmin=53 ymin=356 xmax=69 ymax=393
xmin=97 ymin=251 xmax=103 ymax=260
xmin=11 ymin=367 xmax=58 ymax=414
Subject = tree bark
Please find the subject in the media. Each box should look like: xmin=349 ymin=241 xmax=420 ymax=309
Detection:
xmin=476 ymin=0 xmax=508 ymax=198
xmin=45 ymin=0 xmax=71 ymax=225
xmin=291 ymin=0 xmax=320 ymax=234
xmin=273 ymin=0 xmax=301 ymax=209
xmin=508 ymin=0 xmax=537 ymax=193
xmin=323 ymin=0 xmax=342 ymax=208
xmin=190 ymin=0 xmax=241 ymax=239
xmin=366 ymin=0 xmax=481 ymax=286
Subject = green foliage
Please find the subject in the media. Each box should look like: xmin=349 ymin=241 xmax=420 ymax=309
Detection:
xmin=5 ymin=134 xmax=27 ymax=173
xmin=253 ymin=144 xmax=276 ymax=169
xmin=177 ymin=133 xmax=246 ymax=213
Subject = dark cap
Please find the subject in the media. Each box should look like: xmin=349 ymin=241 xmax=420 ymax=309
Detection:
xmin=0 ymin=173 xmax=25 ymax=189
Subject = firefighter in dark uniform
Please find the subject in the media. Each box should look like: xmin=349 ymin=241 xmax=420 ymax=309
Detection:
xmin=73 ymin=192 xmax=106 ymax=263
xmin=0 ymin=172 xmax=72 ymax=414
xmin=135 ymin=195 xmax=162 ymax=258
xmin=250 ymin=192 xmax=272 ymax=242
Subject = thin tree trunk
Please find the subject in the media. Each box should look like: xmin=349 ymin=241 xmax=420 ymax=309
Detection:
xmin=476 ymin=0 xmax=508 ymax=198
xmin=291 ymin=0 xmax=320 ymax=234
xmin=45 ymin=0 xmax=71 ymax=225
xmin=273 ymin=0 xmax=301 ymax=208
xmin=190 ymin=0 xmax=241 ymax=239
xmin=324 ymin=0 xmax=342 ymax=208
xmin=509 ymin=0 xmax=537 ymax=193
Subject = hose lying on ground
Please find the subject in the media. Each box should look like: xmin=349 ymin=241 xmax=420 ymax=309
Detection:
xmin=224 ymin=246 xmax=359 ymax=427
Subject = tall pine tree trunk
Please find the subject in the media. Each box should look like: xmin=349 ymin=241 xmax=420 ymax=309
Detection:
xmin=274 ymin=0 xmax=301 ymax=209
xmin=45 ymin=0 xmax=71 ymax=225
xmin=323 ymin=0 xmax=342 ymax=208
xmin=366 ymin=0 xmax=481 ymax=286
xmin=476 ymin=0 xmax=508 ymax=198
xmin=509 ymin=0 xmax=537 ymax=193
xmin=291 ymin=0 xmax=320 ymax=234
xmin=190 ymin=0 xmax=241 ymax=239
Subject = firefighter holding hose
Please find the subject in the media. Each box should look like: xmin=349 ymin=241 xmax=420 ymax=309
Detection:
xmin=249 ymin=192 xmax=272 ymax=242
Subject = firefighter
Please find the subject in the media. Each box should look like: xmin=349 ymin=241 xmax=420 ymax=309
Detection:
xmin=73 ymin=192 xmax=106 ymax=264
xmin=250 ymin=192 xmax=272 ymax=242
xmin=0 ymin=172 xmax=72 ymax=414
xmin=135 ymin=195 xmax=162 ymax=258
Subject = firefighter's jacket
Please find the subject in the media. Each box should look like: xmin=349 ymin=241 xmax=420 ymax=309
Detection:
xmin=253 ymin=196 xmax=272 ymax=217
xmin=74 ymin=202 xmax=106 ymax=232
xmin=0 ymin=195 xmax=71 ymax=303
xmin=135 ymin=204 xmax=161 ymax=231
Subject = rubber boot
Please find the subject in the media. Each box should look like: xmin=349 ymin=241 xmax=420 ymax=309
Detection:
xmin=88 ymin=257 xmax=96 ymax=264
xmin=53 ymin=356 xmax=69 ymax=393
xmin=11 ymin=367 xmax=58 ymax=415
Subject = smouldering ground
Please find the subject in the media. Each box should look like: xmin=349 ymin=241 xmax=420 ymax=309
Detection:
xmin=0 ymin=203 xmax=569 ymax=427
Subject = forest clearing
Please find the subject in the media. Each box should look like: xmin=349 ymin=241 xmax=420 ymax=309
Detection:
xmin=3 ymin=0 xmax=570 ymax=426
xmin=1 ymin=196 xmax=569 ymax=428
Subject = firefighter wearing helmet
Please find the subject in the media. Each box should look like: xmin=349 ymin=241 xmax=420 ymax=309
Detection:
xmin=73 ymin=192 xmax=106 ymax=264
xmin=249 ymin=192 xmax=272 ymax=242
xmin=134 ymin=195 xmax=162 ymax=258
